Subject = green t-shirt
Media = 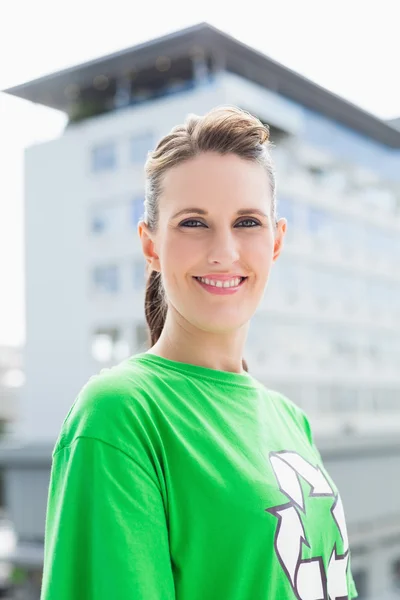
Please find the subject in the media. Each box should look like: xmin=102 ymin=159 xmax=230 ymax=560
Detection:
xmin=41 ymin=353 xmax=358 ymax=600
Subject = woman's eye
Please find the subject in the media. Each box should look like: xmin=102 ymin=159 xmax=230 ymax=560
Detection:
xmin=180 ymin=219 xmax=206 ymax=228
xmin=236 ymin=218 xmax=261 ymax=227
xmin=179 ymin=218 xmax=261 ymax=228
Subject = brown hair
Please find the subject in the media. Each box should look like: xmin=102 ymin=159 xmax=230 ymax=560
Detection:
xmin=143 ymin=106 xmax=277 ymax=372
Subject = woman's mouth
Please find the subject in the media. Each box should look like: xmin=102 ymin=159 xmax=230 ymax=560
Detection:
xmin=193 ymin=276 xmax=247 ymax=295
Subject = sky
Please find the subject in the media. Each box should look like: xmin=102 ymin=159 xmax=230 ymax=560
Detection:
xmin=0 ymin=0 xmax=399 ymax=347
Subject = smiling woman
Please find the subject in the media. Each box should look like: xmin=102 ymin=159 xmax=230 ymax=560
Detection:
xmin=140 ymin=107 xmax=284 ymax=370
xmin=141 ymin=149 xmax=280 ymax=351
xmin=41 ymin=106 xmax=358 ymax=600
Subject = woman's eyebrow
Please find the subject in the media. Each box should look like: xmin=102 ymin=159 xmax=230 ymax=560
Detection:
xmin=171 ymin=208 xmax=207 ymax=219
xmin=171 ymin=208 xmax=268 ymax=219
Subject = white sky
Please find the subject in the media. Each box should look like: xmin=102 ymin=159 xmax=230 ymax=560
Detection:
xmin=0 ymin=0 xmax=399 ymax=347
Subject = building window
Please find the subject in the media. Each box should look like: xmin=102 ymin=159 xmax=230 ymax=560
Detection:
xmin=91 ymin=328 xmax=118 ymax=362
xmin=91 ymin=328 xmax=130 ymax=363
xmin=133 ymin=259 xmax=146 ymax=290
xmin=1 ymin=368 xmax=25 ymax=388
xmin=329 ymin=387 xmax=359 ymax=412
xmin=91 ymin=212 xmax=107 ymax=234
xmin=130 ymin=132 xmax=154 ymax=164
xmin=91 ymin=142 xmax=117 ymax=172
xmin=132 ymin=196 xmax=144 ymax=226
xmin=90 ymin=203 xmax=126 ymax=235
xmin=92 ymin=265 xmax=120 ymax=293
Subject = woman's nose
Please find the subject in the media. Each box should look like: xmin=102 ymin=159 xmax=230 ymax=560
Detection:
xmin=207 ymin=231 xmax=240 ymax=265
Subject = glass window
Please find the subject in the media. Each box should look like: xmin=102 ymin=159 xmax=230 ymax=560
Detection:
xmin=91 ymin=327 xmax=119 ymax=362
xmin=131 ymin=132 xmax=154 ymax=164
xmin=331 ymin=330 xmax=358 ymax=363
xmin=1 ymin=368 xmax=25 ymax=388
xmin=92 ymin=265 xmax=119 ymax=293
xmin=330 ymin=387 xmax=358 ymax=412
xmin=307 ymin=164 xmax=332 ymax=186
xmin=91 ymin=212 xmax=107 ymax=234
xmin=91 ymin=142 xmax=117 ymax=172
xmin=132 ymin=196 xmax=144 ymax=226
xmin=91 ymin=204 xmax=126 ymax=235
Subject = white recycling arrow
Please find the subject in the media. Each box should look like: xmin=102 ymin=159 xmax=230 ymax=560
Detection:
xmin=270 ymin=454 xmax=305 ymax=509
xmin=272 ymin=504 xmax=305 ymax=587
xmin=276 ymin=452 xmax=334 ymax=496
xmin=327 ymin=548 xmax=349 ymax=599
xmin=297 ymin=559 xmax=325 ymax=600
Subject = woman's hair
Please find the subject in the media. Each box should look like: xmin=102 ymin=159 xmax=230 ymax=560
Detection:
xmin=142 ymin=106 xmax=277 ymax=372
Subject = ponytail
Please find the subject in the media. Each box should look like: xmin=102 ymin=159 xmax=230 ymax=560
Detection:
xmin=144 ymin=269 xmax=249 ymax=372
xmin=144 ymin=270 xmax=167 ymax=346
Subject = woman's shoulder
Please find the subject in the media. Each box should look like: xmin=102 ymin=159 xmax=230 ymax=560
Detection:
xmin=54 ymin=355 xmax=161 ymax=457
xmin=264 ymin=388 xmax=314 ymax=443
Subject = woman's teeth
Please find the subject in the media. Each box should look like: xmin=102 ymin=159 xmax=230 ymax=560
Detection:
xmin=195 ymin=277 xmax=244 ymax=288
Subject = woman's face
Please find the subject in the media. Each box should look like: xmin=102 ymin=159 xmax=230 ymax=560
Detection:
xmin=140 ymin=152 xmax=286 ymax=335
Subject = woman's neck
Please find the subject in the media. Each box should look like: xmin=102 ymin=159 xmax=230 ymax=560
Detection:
xmin=147 ymin=311 xmax=249 ymax=374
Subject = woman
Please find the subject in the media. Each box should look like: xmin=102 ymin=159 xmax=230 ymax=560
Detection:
xmin=41 ymin=106 xmax=358 ymax=599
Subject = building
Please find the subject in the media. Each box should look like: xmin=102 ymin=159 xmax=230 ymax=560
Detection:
xmin=0 ymin=346 xmax=23 ymax=434
xmin=1 ymin=23 xmax=400 ymax=599
xmin=388 ymin=117 xmax=400 ymax=131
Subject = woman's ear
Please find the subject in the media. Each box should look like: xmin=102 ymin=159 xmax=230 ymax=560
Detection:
xmin=138 ymin=221 xmax=161 ymax=272
xmin=273 ymin=218 xmax=287 ymax=262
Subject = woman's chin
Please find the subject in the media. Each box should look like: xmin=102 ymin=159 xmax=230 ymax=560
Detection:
xmin=189 ymin=313 xmax=251 ymax=335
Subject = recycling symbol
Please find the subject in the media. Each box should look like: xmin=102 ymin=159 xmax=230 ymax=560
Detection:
xmin=267 ymin=451 xmax=351 ymax=600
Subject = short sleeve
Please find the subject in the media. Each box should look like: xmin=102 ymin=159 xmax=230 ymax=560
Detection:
xmin=347 ymin=557 xmax=358 ymax=599
xmin=40 ymin=437 xmax=176 ymax=600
